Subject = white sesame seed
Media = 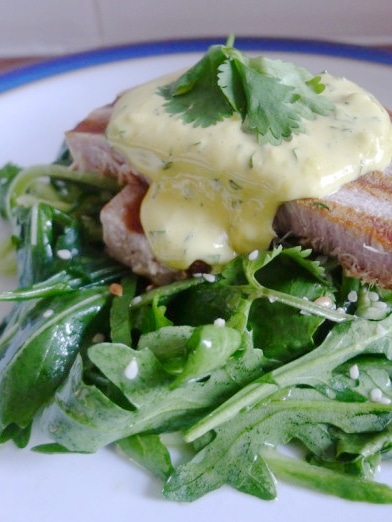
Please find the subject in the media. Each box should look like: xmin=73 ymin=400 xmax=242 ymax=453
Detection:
xmin=347 ymin=290 xmax=358 ymax=303
xmin=349 ymin=364 xmax=360 ymax=380
xmin=214 ymin=318 xmax=226 ymax=327
xmin=370 ymin=388 xmax=391 ymax=405
xmin=192 ymin=273 xmax=203 ymax=278
xmin=43 ymin=309 xmax=54 ymax=318
xmin=203 ymin=273 xmax=216 ymax=283
xmin=131 ymin=295 xmax=142 ymax=305
xmin=202 ymin=339 xmax=213 ymax=349
xmin=314 ymin=296 xmax=335 ymax=309
xmin=248 ymin=249 xmax=259 ymax=261
xmin=92 ymin=333 xmax=105 ymax=343
xmin=56 ymin=248 xmax=72 ymax=260
xmin=368 ymin=291 xmax=380 ymax=302
xmin=124 ymin=358 xmax=139 ymax=380
xmin=370 ymin=388 xmax=383 ymax=402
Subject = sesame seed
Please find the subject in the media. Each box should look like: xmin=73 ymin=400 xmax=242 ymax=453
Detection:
xmin=347 ymin=290 xmax=358 ymax=303
xmin=56 ymin=248 xmax=72 ymax=260
xmin=214 ymin=318 xmax=226 ymax=327
xmin=203 ymin=273 xmax=216 ymax=283
xmin=314 ymin=296 xmax=335 ymax=309
xmin=43 ymin=309 xmax=54 ymax=318
xmin=124 ymin=358 xmax=139 ymax=380
xmin=349 ymin=364 xmax=359 ymax=380
xmin=202 ymin=339 xmax=213 ymax=348
xmin=368 ymin=291 xmax=380 ymax=302
xmin=248 ymin=250 xmax=259 ymax=261
xmin=131 ymin=295 xmax=142 ymax=305
xmin=370 ymin=388 xmax=383 ymax=401
xmin=92 ymin=333 xmax=105 ymax=343
xmin=370 ymin=388 xmax=391 ymax=405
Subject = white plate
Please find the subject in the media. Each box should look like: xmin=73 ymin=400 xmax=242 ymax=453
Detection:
xmin=0 ymin=38 xmax=391 ymax=522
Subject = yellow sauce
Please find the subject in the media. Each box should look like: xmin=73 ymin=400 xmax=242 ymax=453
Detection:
xmin=106 ymin=70 xmax=392 ymax=271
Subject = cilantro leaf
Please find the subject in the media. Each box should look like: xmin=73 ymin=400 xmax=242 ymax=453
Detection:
xmin=219 ymin=50 xmax=334 ymax=144
xmin=158 ymin=38 xmax=334 ymax=145
xmin=158 ymin=45 xmax=234 ymax=127
xmin=220 ymin=57 xmax=301 ymax=145
xmin=258 ymin=57 xmax=334 ymax=119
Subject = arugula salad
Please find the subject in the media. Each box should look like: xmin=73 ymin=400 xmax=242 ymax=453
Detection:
xmin=1 ymin=41 xmax=392 ymax=506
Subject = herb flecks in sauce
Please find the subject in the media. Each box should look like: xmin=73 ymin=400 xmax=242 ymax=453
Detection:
xmin=106 ymin=42 xmax=392 ymax=271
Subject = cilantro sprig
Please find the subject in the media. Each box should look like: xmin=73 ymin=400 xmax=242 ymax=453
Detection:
xmin=158 ymin=37 xmax=334 ymax=145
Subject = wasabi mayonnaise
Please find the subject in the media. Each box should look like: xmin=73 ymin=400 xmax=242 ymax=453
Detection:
xmin=107 ymin=71 xmax=392 ymax=271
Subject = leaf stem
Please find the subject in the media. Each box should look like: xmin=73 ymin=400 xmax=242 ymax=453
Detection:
xmin=242 ymin=284 xmax=354 ymax=323
xmin=184 ymin=316 xmax=392 ymax=442
xmin=5 ymin=164 xmax=119 ymax=220
xmin=260 ymin=445 xmax=392 ymax=503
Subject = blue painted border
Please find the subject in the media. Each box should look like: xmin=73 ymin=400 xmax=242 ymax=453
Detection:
xmin=0 ymin=37 xmax=391 ymax=94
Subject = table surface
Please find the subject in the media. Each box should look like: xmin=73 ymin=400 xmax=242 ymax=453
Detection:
xmin=0 ymin=56 xmax=52 ymax=73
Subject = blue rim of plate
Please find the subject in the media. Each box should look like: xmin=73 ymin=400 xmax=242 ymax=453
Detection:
xmin=0 ymin=36 xmax=391 ymax=94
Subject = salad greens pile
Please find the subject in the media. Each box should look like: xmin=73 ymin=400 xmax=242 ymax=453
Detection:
xmin=1 ymin=158 xmax=392 ymax=505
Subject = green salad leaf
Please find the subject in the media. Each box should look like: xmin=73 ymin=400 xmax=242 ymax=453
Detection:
xmin=0 ymin=287 xmax=110 ymax=433
xmin=27 ymin=231 xmax=392 ymax=504
xmin=164 ymin=387 xmax=392 ymax=503
xmin=1 ymin=127 xmax=392 ymax=506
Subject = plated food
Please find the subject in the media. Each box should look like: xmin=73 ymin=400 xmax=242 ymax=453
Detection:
xmin=1 ymin=37 xmax=392 ymax=507
xmin=67 ymin=39 xmax=392 ymax=287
